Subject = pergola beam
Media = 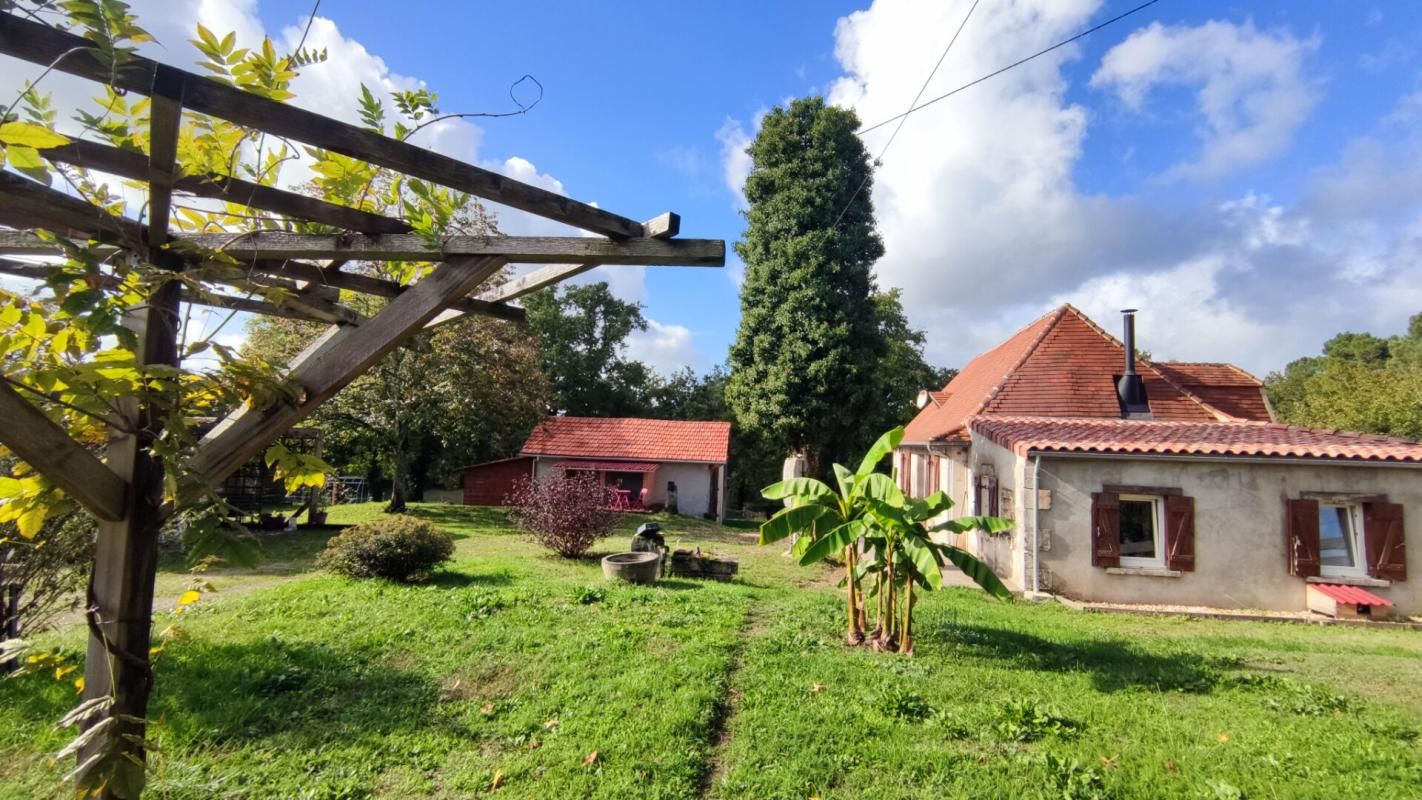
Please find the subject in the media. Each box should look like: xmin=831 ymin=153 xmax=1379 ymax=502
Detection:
xmin=0 ymin=380 xmax=128 ymax=521
xmin=39 ymin=139 xmax=412 ymax=235
xmin=186 ymin=256 xmax=507 ymax=487
xmin=0 ymin=13 xmax=659 ymax=240
xmin=424 ymin=261 xmax=597 ymax=330
xmin=0 ymin=230 xmax=723 ymax=266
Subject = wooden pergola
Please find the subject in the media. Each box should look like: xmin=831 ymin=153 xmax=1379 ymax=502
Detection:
xmin=0 ymin=11 xmax=721 ymax=790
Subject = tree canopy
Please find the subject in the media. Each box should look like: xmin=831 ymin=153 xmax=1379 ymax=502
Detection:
xmin=1266 ymin=311 xmax=1422 ymax=439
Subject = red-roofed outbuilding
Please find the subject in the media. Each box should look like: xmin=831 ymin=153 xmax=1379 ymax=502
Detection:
xmin=462 ymin=417 xmax=731 ymax=521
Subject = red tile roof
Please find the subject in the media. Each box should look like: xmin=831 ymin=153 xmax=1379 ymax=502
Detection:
xmin=521 ymin=417 xmax=731 ymax=463
xmin=1310 ymin=583 xmax=1393 ymax=607
xmin=1152 ymin=362 xmax=1273 ymax=422
xmin=903 ymin=305 xmax=1230 ymax=443
xmin=970 ymin=415 xmax=1422 ymax=464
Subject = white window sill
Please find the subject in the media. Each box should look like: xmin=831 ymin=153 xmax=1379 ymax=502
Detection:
xmin=1307 ymin=575 xmax=1390 ymax=588
xmin=1106 ymin=567 xmax=1182 ymax=578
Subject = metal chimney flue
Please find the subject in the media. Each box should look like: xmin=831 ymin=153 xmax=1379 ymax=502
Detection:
xmin=1116 ymin=308 xmax=1150 ymax=417
xmin=1122 ymin=308 xmax=1138 ymax=376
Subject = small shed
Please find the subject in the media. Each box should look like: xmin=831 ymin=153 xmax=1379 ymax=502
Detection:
xmin=461 ymin=417 xmax=732 ymax=522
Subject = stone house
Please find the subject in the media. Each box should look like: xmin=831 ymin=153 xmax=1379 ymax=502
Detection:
xmin=897 ymin=305 xmax=1420 ymax=617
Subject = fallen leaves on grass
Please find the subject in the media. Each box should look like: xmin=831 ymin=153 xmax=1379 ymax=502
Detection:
xmin=544 ymin=718 xmax=560 ymax=729
xmin=810 ymin=683 xmax=825 ymax=694
xmin=582 ymin=751 xmax=599 ymax=766
xmin=491 ymin=770 xmax=505 ymax=790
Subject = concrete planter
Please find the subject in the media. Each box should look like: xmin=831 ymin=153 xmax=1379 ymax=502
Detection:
xmin=602 ymin=551 xmax=661 ymax=584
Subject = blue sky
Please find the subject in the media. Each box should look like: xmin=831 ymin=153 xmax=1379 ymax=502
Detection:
xmin=6 ymin=1 xmax=1422 ymax=377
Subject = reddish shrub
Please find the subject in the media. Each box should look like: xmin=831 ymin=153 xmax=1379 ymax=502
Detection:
xmin=507 ymin=473 xmax=618 ymax=558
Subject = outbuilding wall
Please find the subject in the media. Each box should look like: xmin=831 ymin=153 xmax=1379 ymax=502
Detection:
xmin=461 ymin=457 xmax=534 ymax=506
xmin=1035 ymin=456 xmax=1422 ymax=614
xmin=530 ymin=458 xmax=721 ymax=519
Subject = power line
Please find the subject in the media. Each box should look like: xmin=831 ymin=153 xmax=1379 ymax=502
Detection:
xmin=858 ymin=0 xmax=1166 ymax=136
xmin=833 ymin=0 xmax=982 ymax=227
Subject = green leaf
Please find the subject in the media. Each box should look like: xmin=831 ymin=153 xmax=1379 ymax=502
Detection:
xmin=799 ymin=519 xmax=865 ymax=566
xmin=0 ymin=121 xmax=69 ymax=148
xmin=909 ymin=490 xmax=954 ymax=520
xmin=832 ymin=463 xmax=855 ymax=499
xmin=855 ymin=472 xmax=904 ymax=506
xmin=933 ymin=515 xmax=1014 ymax=535
xmin=761 ymin=477 xmax=836 ymax=503
xmin=936 ymin=544 xmax=1013 ymax=600
xmin=855 ymin=427 xmax=904 ymax=478
xmin=5 ymin=145 xmax=51 ymax=185
xmin=759 ymin=503 xmax=829 ymax=545
xmin=901 ymin=537 xmax=942 ymax=590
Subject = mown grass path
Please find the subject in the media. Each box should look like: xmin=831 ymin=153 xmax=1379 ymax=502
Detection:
xmin=2 ymin=503 xmax=1420 ymax=799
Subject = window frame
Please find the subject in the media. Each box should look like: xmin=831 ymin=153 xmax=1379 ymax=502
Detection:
xmin=1117 ymin=493 xmax=1166 ymax=570
xmin=1318 ymin=502 xmax=1366 ymax=579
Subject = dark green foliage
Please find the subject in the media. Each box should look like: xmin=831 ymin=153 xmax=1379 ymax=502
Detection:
xmin=315 ymin=515 xmax=454 ymax=582
xmin=994 ymin=699 xmax=1081 ymax=742
xmin=865 ymin=288 xmax=957 ymax=439
xmin=524 ymin=282 xmax=653 ymax=416
xmin=1265 ymin=309 xmax=1422 ymax=439
xmin=727 ymin=96 xmax=887 ymax=475
xmin=0 ymin=511 xmax=95 ymax=638
xmin=876 ymin=687 xmax=933 ymax=721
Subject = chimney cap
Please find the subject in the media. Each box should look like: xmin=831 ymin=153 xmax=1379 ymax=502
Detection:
xmin=1120 ymin=308 xmax=1138 ymax=315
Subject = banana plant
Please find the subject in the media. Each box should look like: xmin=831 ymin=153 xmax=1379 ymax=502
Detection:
xmin=863 ymin=489 xmax=1012 ymax=654
xmin=757 ymin=428 xmax=908 ymax=644
xmin=758 ymin=427 xmax=1013 ymax=654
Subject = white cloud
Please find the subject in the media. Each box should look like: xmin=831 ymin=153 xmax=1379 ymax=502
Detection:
xmin=820 ymin=0 xmax=1422 ymax=376
xmin=716 ymin=116 xmax=756 ymax=210
xmin=1091 ymin=20 xmax=1320 ymax=180
xmin=625 ymin=319 xmax=706 ymax=377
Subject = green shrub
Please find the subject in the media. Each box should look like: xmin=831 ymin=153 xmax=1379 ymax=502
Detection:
xmin=316 ymin=515 xmax=454 ymax=582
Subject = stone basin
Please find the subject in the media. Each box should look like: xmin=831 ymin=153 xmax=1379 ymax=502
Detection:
xmin=602 ymin=551 xmax=661 ymax=584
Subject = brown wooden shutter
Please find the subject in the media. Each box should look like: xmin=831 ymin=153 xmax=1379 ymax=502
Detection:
xmin=1285 ymin=498 xmax=1320 ymax=578
xmin=1091 ymin=492 xmax=1121 ymax=568
xmin=1363 ymin=501 xmax=1406 ymax=581
xmin=1164 ymin=494 xmax=1195 ymax=572
xmin=988 ymin=475 xmax=1000 ymax=516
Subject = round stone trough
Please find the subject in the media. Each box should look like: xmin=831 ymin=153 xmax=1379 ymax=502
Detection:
xmin=602 ymin=551 xmax=661 ymax=584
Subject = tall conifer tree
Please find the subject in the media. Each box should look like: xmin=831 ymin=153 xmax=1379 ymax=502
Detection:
xmin=727 ymin=97 xmax=886 ymax=475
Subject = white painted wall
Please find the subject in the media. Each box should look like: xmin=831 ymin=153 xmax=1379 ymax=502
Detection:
xmin=530 ymin=458 xmax=721 ymax=520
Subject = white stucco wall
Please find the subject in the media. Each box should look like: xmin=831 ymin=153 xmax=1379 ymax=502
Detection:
xmin=531 ymin=458 xmax=720 ymax=520
xmin=1035 ymin=456 xmax=1422 ymax=614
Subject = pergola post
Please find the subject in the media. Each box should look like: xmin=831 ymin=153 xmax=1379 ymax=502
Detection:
xmin=79 ymin=65 xmax=186 ymax=794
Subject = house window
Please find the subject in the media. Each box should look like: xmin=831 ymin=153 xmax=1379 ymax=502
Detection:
xmin=1319 ymin=503 xmax=1365 ymax=578
xmin=1118 ymin=494 xmax=1164 ymax=569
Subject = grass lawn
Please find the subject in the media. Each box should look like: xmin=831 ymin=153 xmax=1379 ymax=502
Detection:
xmin=1 ymin=503 xmax=1419 ymax=799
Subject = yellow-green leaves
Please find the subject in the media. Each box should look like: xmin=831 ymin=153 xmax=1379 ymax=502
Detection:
xmin=0 ymin=122 xmax=68 ymax=186
xmin=0 ymin=474 xmax=53 ymax=538
xmin=265 ymin=443 xmax=333 ymax=493
xmin=0 ymin=121 xmax=70 ymax=149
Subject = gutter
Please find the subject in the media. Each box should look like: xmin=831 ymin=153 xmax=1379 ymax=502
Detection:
xmin=1022 ymin=450 xmax=1422 ymax=470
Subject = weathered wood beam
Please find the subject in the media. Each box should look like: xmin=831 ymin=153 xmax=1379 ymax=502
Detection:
xmin=185 ymin=290 xmax=355 ymax=326
xmin=0 ymin=380 xmax=127 ymax=521
xmin=246 ymin=258 xmax=525 ymax=323
xmin=645 ymin=212 xmax=680 ymax=239
xmin=0 ymin=173 xmax=147 ymax=254
xmin=39 ymin=139 xmax=412 ymax=235
xmin=186 ymin=256 xmax=507 ymax=487
xmin=0 ymin=13 xmax=662 ymax=240
xmin=424 ymin=261 xmax=597 ymax=329
xmin=0 ymin=230 xmax=724 ymax=266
